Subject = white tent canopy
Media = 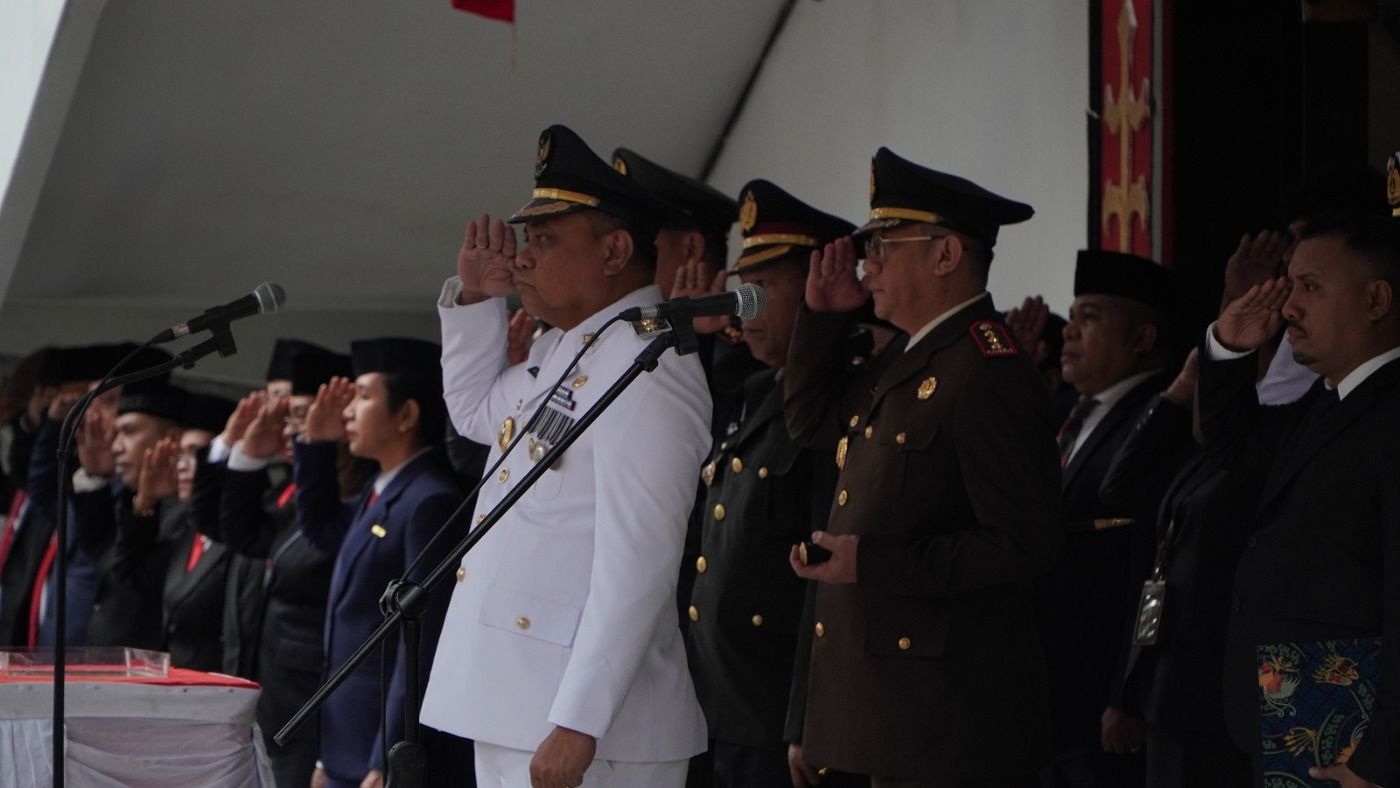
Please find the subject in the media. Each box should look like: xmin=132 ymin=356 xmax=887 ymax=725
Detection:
xmin=1 ymin=0 xmax=1083 ymax=384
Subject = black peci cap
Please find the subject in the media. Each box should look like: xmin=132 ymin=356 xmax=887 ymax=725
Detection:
xmin=290 ymin=346 xmax=352 ymax=396
xmin=1073 ymin=250 xmax=1176 ymax=313
xmin=350 ymin=338 xmax=441 ymax=380
xmin=611 ymin=148 xmax=737 ymax=236
xmin=118 ymin=375 xmax=187 ymax=423
xmin=856 ymin=147 xmax=1034 ymax=248
xmin=40 ymin=343 xmax=170 ymax=386
xmin=508 ymin=125 xmax=667 ymax=235
xmin=732 ymin=180 xmax=855 ymax=273
xmin=180 ymin=391 xmax=237 ymax=434
xmin=266 ymin=338 xmax=334 ymax=383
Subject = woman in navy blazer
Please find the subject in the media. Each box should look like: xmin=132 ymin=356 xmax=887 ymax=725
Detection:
xmin=296 ymin=338 xmax=474 ymax=788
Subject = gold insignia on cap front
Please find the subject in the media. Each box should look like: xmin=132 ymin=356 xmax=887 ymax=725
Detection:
xmin=1388 ymin=152 xmax=1400 ymax=217
xmin=739 ymin=191 xmax=758 ymax=232
xmin=917 ymin=377 xmax=938 ymax=400
xmin=535 ymin=131 xmax=552 ymax=177
xmin=613 ymin=155 xmax=628 ymax=175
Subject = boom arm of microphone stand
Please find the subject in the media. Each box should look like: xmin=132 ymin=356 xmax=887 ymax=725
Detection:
xmin=274 ymin=330 xmax=680 ymax=753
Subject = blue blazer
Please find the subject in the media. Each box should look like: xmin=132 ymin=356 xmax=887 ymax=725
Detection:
xmin=294 ymin=442 xmax=466 ymax=783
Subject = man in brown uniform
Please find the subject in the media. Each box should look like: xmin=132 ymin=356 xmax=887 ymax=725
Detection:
xmin=785 ymin=147 xmax=1061 ymax=788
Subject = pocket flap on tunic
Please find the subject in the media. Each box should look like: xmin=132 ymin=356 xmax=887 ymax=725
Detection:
xmin=479 ymin=584 xmax=582 ymax=648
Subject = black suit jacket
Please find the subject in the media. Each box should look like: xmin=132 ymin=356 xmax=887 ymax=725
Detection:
xmin=108 ymin=493 xmax=229 ymax=670
xmin=1040 ymin=372 xmax=1165 ymax=747
xmin=218 ymin=461 xmax=336 ymax=744
xmin=1201 ymin=349 xmax=1400 ymax=785
xmin=1100 ymin=395 xmax=1258 ymax=735
xmin=81 ymin=485 xmax=166 ymax=651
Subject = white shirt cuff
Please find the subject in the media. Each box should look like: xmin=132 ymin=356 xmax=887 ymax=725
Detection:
xmin=71 ymin=468 xmax=111 ymax=493
xmin=1205 ymin=321 xmax=1254 ymax=361
xmin=228 ymin=443 xmax=273 ymax=472
xmin=207 ymin=436 xmax=232 ymax=464
xmin=439 ymin=276 xmax=465 ymax=309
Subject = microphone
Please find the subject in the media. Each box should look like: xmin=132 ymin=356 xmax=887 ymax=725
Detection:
xmin=619 ymin=284 xmax=766 ymax=322
xmin=152 ymin=282 xmax=287 ymax=344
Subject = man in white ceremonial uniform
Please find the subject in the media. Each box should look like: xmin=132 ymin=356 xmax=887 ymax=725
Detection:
xmin=421 ymin=124 xmax=711 ymax=788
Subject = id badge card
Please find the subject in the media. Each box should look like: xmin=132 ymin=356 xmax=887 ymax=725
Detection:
xmin=1134 ymin=579 xmax=1167 ymax=645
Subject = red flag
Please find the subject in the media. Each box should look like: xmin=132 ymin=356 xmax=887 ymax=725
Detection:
xmin=452 ymin=0 xmax=513 ymax=23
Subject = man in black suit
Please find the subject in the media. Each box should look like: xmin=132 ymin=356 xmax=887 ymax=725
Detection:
xmin=1203 ymin=211 xmax=1400 ymax=787
xmin=1040 ymin=250 xmax=1175 ymax=788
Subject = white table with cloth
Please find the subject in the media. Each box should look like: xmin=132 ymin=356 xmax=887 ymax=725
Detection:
xmin=0 ymin=667 xmax=273 ymax=787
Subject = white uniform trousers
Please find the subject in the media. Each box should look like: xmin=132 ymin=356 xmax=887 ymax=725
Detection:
xmin=473 ymin=741 xmax=687 ymax=788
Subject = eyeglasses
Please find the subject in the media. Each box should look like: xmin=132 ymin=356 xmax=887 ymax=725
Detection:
xmin=863 ymin=234 xmax=944 ymax=259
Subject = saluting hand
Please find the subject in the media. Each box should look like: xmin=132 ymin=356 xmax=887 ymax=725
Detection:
xmin=789 ymin=531 xmax=859 ymax=584
xmin=456 ymin=213 xmax=518 ymax=305
xmin=1162 ymin=348 xmax=1199 ymax=406
xmin=1215 ymin=276 xmax=1289 ymax=353
xmin=507 ymin=308 xmax=538 ymax=366
xmin=303 ymin=377 xmax=355 ymax=443
xmin=1005 ymin=295 xmax=1051 ymax=366
xmin=671 ymin=259 xmax=732 ymax=335
xmin=77 ymin=406 xmax=117 ymax=478
xmin=804 ymin=238 xmax=867 ymax=313
xmin=219 ymin=392 xmax=264 ymax=449
xmin=1221 ymin=230 xmax=1291 ymax=308
xmin=241 ymin=397 xmax=290 ymax=459
xmin=133 ymin=438 xmax=179 ymax=513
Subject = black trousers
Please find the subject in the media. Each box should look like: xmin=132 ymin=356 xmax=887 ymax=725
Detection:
xmin=708 ymin=740 xmax=868 ymax=788
xmin=871 ymin=775 xmax=1037 ymax=788
xmin=1038 ymin=746 xmax=1144 ymax=788
xmin=1144 ymin=723 xmax=1252 ymax=788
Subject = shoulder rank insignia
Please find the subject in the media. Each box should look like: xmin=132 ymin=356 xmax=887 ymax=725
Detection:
xmin=970 ymin=321 xmax=1019 ymax=357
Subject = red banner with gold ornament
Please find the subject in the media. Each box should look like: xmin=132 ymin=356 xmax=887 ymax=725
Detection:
xmin=1092 ymin=0 xmax=1162 ymax=259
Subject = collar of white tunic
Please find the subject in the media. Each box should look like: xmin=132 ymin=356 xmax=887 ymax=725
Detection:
xmin=904 ymin=292 xmax=990 ymax=352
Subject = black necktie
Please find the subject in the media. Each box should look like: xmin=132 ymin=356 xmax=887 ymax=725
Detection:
xmin=1058 ymin=397 xmax=1100 ymax=468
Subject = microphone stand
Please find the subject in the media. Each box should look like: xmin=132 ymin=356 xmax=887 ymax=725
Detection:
xmin=277 ymin=324 xmax=695 ymax=788
xmin=50 ymin=326 xmax=238 ymax=788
